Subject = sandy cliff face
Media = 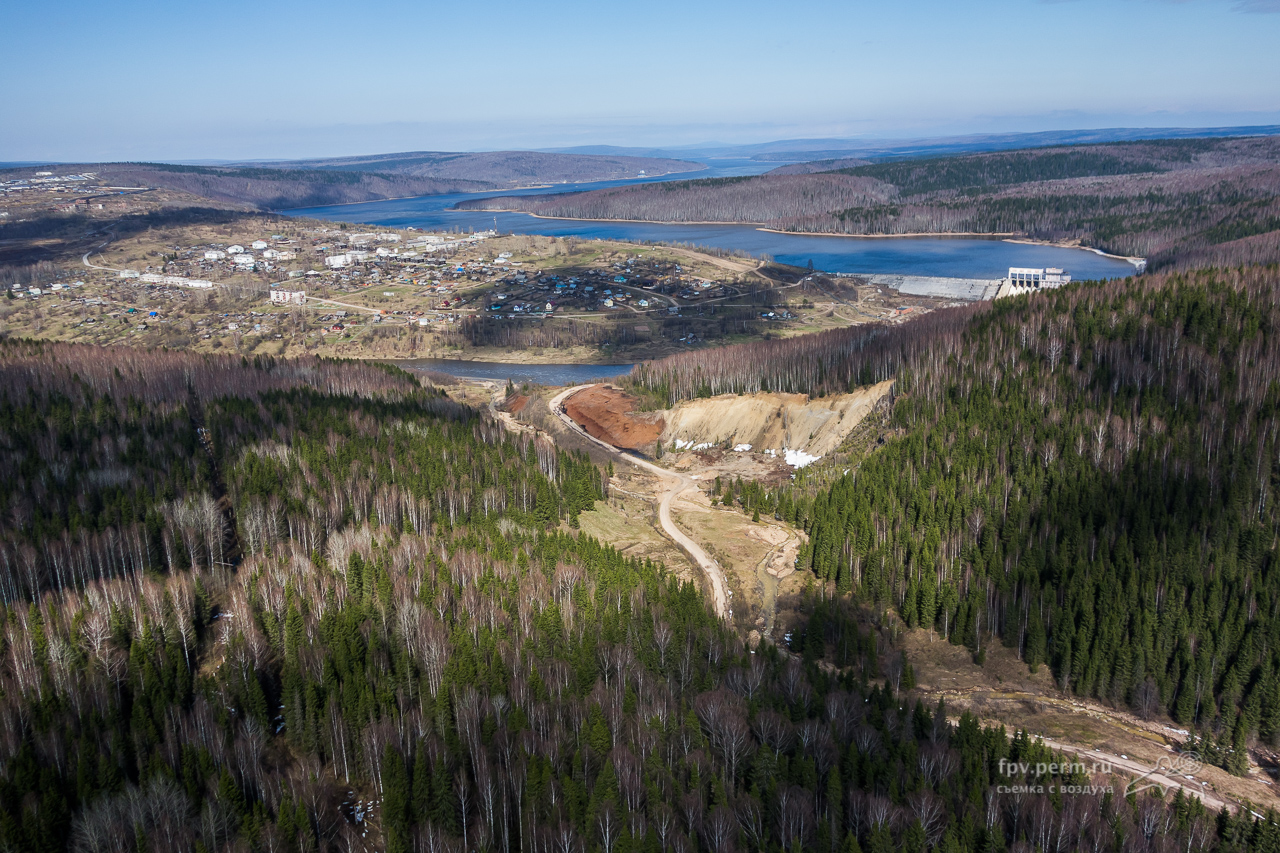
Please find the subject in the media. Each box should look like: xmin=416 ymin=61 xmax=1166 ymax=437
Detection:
xmin=561 ymin=381 xmax=893 ymax=459
xmin=659 ymin=381 xmax=893 ymax=457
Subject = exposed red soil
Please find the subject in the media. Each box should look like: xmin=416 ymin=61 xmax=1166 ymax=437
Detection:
xmin=504 ymin=394 xmax=529 ymax=414
xmin=564 ymin=385 xmax=664 ymax=451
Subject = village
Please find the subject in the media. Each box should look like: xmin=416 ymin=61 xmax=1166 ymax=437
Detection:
xmin=0 ymin=175 xmax=971 ymax=364
xmin=7 ymin=208 xmax=933 ymax=361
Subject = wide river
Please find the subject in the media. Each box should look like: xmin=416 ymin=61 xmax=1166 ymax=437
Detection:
xmin=285 ymin=159 xmax=1141 ymax=281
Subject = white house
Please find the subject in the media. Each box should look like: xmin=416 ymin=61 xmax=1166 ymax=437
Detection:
xmin=325 ymin=254 xmax=349 ymax=268
xmin=204 ymin=250 xmax=226 ymax=261
xmin=251 ymin=240 xmax=269 ymax=250
xmin=269 ymin=289 xmax=306 ymax=306
xmin=227 ymin=245 xmax=245 ymax=255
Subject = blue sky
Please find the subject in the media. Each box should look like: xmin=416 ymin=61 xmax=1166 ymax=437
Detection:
xmin=2 ymin=0 xmax=1278 ymax=161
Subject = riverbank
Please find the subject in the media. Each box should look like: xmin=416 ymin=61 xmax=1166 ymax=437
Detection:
xmin=276 ymin=164 xmax=711 ymax=213
xmin=757 ymin=227 xmax=1020 ymax=239
xmin=1002 ymin=238 xmax=1146 ymax=269
xmin=456 ymin=207 xmax=770 ymax=227
xmin=455 ymin=214 xmax=1020 ymax=239
xmin=290 ymin=188 xmax=1143 ymax=281
xmin=441 ymin=211 xmax=1144 ymax=272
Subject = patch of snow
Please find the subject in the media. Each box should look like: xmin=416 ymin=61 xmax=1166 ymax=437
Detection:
xmin=783 ymin=447 xmax=821 ymax=468
xmin=733 ymin=443 xmax=752 ymax=452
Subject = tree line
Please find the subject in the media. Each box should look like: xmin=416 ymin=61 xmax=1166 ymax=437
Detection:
xmin=627 ymin=305 xmax=984 ymax=405
xmin=690 ymin=265 xmax=1280 ymax=776
xmin=2 ymin=341 xmax=1273 ymax=852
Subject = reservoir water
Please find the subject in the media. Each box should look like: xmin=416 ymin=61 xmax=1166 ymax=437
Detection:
xmin=397 ymin=358 xmax=633 ymax=385
xmin=285 ymin=159 xmax=1141 ymax=281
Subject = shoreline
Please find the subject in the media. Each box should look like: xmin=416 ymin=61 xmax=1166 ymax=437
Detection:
xmin=276 ymin=165 xmax=708 ymax=214
xmin=391 ymin=354 xmax=635 ymax=367
xmin=757 ymin=227 xmax=1020 ymax=239
xmin=439 ymin=210 xmax=1144 ymax=271
xmin=452 ymin=210 xmax=1147 ymax=270
xmin=454 ymin=207 xmax=766 ymax=227
xmin=450 ymin=215 xmax=1018 ymax=237
xmin=1001 ymin=238 xmax=1146 ymax=268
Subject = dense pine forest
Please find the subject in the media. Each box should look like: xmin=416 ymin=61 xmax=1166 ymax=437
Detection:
xmin=636 ymin=265 xmax=1280 ymax=776
xmin=456 ymin=137 xmax=1280 ymax=270
xmin=5 ymin=340 xmax=1277 ymax=852
xmin=628 ymin=307 xmax=971 ymax=405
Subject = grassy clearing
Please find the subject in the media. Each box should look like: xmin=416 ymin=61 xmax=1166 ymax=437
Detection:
xmin=577 ymin=487 xmax=693 ymax=577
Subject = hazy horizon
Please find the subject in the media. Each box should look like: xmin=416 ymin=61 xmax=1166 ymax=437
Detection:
xmin=4 ymin=118 xmax=1280 ymax=168
xmin=4 ymin=0 xmax=1278 ymax=162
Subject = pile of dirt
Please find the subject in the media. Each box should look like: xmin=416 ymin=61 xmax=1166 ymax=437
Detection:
xmin=503 ymin=394 xmax=530 ymax=415
xmin=564 ymin=385 xmax=664 ymax=451
xmin=660 ymin=380 xmax=894 ymax=458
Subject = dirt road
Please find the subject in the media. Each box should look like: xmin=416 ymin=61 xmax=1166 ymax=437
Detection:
xmin=1039 ymin=738 xmax=1234 ymax=814
xmin=550 ymin=385 xmax=730 ymax=619
xmin=931 ymin=693 xmax=1250 ymax=814
xmin=305 ymin=296 xmax=384 ymax=316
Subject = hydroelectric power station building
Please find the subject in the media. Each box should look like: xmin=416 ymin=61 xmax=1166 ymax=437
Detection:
xmin=996 ymin=266 xmax=1072 ymax=299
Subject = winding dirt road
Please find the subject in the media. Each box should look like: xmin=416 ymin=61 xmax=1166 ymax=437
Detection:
xmin=549 ymin=385 xmax=730 ymax=619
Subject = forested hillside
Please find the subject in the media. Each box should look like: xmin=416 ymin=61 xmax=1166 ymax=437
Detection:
xmin=1 ymin=164 xmax=493 ymax=212
xmin=629 ymin=307 xmax=975 ymax=405
xmin=1 ymin=150 xmax=704 ymax=212
xmin=458 ymin=173 xmax=894 ymax=224
xmin=635 ymin=264 xmax=1280 ymax=775
xmin=3 ymin=340 xmax=1274 ymax=852
xmin=270 ymin=150 xmax=704 ymax=184
xmin=457 ymin=136 xmax=1280 ymax=270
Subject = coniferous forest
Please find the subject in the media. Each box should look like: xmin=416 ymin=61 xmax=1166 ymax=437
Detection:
xmin=794 ymin=266 xmax=1280 ymax=753
xmin=7 ymin=281 xmax=1280 ymax=853
xmin=635 ymin=264 xmax=1280 ymax=776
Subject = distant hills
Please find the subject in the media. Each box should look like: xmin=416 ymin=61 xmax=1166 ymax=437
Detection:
xmin=0 ymin=151 xmax=704 ymax=211
xmin=459 ymin=135 xmax=1280 ymax=270
xmin=545 ymin=124 xmax=1280 ymax=163
xmin=245 ymin=149 xmax=704 ymax=186
xmin=9 ymin=126 xmax=1280 ymax=217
